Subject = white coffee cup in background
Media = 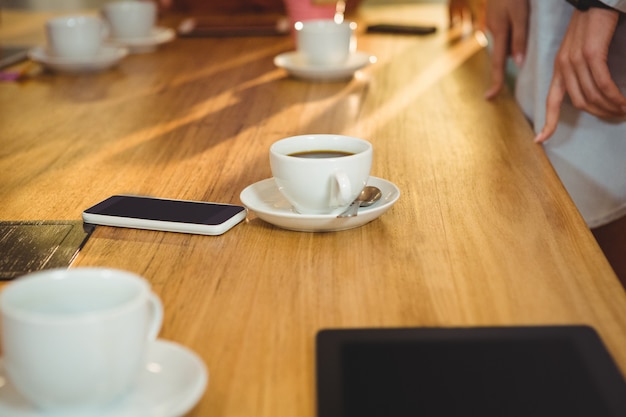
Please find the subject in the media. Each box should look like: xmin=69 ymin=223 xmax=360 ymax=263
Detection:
xmin=0 ymin=268 xmax=163 ymax=411
xmin=103 ymin=0 xmax=157 ymax=39
xmin=295 ymin=19 xmax=354 ymax=66
xmin=46 ymin=15 xmax=108 ymax=59
xmin=270 ymin=134 xmax=372 ymax=215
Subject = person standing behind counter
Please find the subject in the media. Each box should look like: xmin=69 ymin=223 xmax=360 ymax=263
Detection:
xmin=156 ymin=0 xmax=626 ymax=283
xmin=456 ymin=0 xmax=626 ymax=284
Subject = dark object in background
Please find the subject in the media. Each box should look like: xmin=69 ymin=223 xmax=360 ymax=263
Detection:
xmin=177 ymin=15 xmax=289 ymax=37
xmin=0 ymin=45 xmax=28 ymax=69
xmin=366 ymin=23 xmax=437 ymax=35
xmin=0 ymin=221 xmax=94 ymax=280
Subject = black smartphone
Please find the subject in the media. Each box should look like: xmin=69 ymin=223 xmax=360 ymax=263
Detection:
xmin=83 ymin=195 xmax=247 ymax=236
xmin=366 ymin=23 xmax=437 ymax=35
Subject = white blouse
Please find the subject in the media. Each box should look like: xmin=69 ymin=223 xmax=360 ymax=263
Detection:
xmin=515 ymin=0 xmax=626 ymax=227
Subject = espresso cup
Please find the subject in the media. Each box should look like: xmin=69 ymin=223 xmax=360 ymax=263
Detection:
xmin=295 ymin=19 xmax=354 ymax=66
xmin=103 ymin=0 xmax=157 ymax=39
xmin=0 ymin=268 xmax=163 ymax=411
xmin=270 ymin=134 xmax=372 ymax=215
xmin=46 ymin=15 xmax=108 ymax=59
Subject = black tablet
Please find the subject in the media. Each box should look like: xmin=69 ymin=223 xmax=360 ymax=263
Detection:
xmin=316 ymin=326 xmax=626 ymax=417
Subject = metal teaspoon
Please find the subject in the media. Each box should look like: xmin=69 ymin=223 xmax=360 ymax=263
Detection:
xmin=337 ymin=186 xmax=382 ymax=218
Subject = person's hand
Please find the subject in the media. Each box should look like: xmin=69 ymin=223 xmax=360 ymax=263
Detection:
xmin=448 ymin=0 xmax=486 ymax=31
xmin=484 ymin=0 xmax=528 ymax=99
xmin=535 ymin=8 xmax=626 ymax=143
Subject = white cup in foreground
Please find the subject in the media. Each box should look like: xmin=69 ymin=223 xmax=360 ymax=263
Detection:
xmin=295 ymin=19 xmax=354 ymax=66
xmin=0 ymin=268 xmax=163 ymax=411
xmin=46 ymin=15 xmax=108 ymax=59
xmin=270 ymin=134 xmax=372 ymax=215
xmin=103 ymin=0 xmax=157 ymax=39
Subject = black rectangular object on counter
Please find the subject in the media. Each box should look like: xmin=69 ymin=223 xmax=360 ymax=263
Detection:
xmin=316 ymin=326 xmax=626 ymax=417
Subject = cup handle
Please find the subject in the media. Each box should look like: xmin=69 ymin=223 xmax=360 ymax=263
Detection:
xmin=146 ymin=292 xmax=163 ymax=341
xmin=331 ymin=170 xmax=352 ymax=207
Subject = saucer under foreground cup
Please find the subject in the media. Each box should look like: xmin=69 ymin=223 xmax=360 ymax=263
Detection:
xmin=0 ymin=339 xmax=208 ymax=417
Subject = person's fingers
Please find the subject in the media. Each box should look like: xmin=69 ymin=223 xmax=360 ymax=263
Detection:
xmin=469 ymin=0 xmax=487 ymax=31
xmin=557 ymin=44 xmax=625 ymax=117
xmin=484 ymin=73 xmax=504 ymax=100
xmin=509 ymin=3 xmax=528 ymax=66
xmin=535 ymin=73 xmax=566 ymax=143
xmin=156 ymin=0 xmax=172 ymax=12
xmin=448 ymin=1 xmax=465 ymax=27
xmin=587 ymin=55 xmax=626 ymax=112
xmin=484 ymin=28 xmax=508 ymax=99
xmin=583 ymin=9 xmax=626 ymax=111
xmin=556 ymin=9 xmax=626 ymax=116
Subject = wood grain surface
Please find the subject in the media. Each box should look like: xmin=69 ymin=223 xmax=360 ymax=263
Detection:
xmin=1 ymin=4 xmax=625 ymax=417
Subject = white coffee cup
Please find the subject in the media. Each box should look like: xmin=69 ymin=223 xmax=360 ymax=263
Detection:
xmin=46 ymin=15 xmax=108 ymax=59
xmin=295 ymin=19 xmax=354 ymax=66
xmin=103 ymin=0 xmax=157 ymax=39
xmin=270 ymin=134 xmax=372 ymax=215
xmin=0 ymin=268 xmax=163 ymax=411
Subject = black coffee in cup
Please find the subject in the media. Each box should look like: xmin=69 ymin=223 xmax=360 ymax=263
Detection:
xmin=288 ymin=150 xmax=354 ymax=159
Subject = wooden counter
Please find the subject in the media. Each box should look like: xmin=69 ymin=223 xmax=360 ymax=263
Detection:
xmin=1 ymin=4 xmax=625 ymax=417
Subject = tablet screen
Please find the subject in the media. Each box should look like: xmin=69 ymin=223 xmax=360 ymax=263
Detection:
xmin=316 ymin=326 xmax=626 ymax=417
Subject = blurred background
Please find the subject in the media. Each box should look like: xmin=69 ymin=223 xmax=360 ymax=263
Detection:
xmin=2 ymin=0 xmax=446 ymax=11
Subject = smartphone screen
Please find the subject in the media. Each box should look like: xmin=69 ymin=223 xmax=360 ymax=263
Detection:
xmin=83 ymin=195 xmax=247 ymax=235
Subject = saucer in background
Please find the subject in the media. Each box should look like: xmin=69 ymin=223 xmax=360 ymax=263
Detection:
xmin=108 ymin=27 xmax=175 ymax=54
xmin=28 ymin=45 xmax=128 ymax=73
xmin=274 ymin=51 xmax=375 ymax=81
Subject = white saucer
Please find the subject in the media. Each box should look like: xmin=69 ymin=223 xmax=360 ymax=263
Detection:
xmin=273 ymin=51 xmax=375 ymax=81
xmin=28 ymin=45 xmax=128 ymax=73
xmin=0 ymin=339 xmax=208 ymax=417
xmin=109 ymin=27 xmax=175 ymax=53
xmin=240 ymin=176 xmax=400 ymax=232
